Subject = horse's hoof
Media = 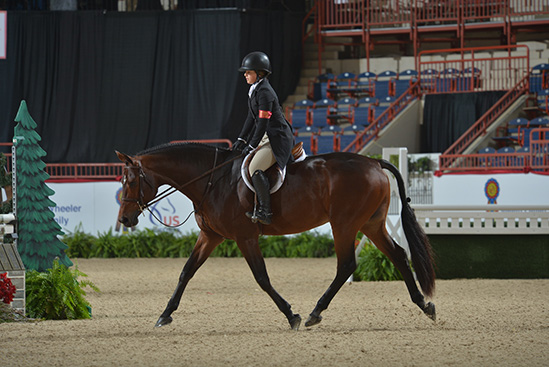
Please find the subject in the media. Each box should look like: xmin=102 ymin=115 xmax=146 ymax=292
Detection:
xmin=155 ymin=316 xmax=173 ymax=327
xmin=289 ymin=314 xmax=301 ymax=331
xmin=305 ymin=314 xmax=322 ymax=327
xmin=423 ymin=302 xmax=436 ymax=321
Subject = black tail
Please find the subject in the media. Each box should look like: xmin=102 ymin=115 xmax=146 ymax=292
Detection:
xmin=379 ymin=159 xmax=436 ymax=297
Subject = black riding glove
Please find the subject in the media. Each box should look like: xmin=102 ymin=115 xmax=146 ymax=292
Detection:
xmin=243 ymin=145 xmax=256 ymax=156
xmin=232 ymin=138 xmax=247 ymax=151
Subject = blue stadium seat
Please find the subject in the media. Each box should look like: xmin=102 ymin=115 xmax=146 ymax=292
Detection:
xmin=327 ymin=72 xmax=356 ymax=99
xmin=507 ymin=117 xmax=529 ymax=143
xmin=355 ymin=71 xmax=376 ymax=97
xmin=329 ymin=97 xmax=356 ymax=125
xmin=316 ymin=134 xmax=339 ymax=154
xmin=529 ymin=64 xmax=549 ymax=93
xmin=310 ymin=73 xmax=335 ymax=100
xmin=456 ymin=67 xmax=481 ymax=92
xmin=420 ymin=68 xmax=438 ymax=93
xmin=478 ymin=146 xmax=496 ymax=154
xmin=374 ymin=70 xmax=396 ymax=98
xmin=536 ymin=89 xmax=549 ymax=114
xmin=516 ymin=146 xmax=530 ymax=167
xmin=530 ymin=117 xmax=549 ymax=127
xmin=295 ymin=125 xmax=320 ymax=155
xmin=394 ymin=69 xmax=418 ymax=97
xmin=354 ymin=97 xmax=377 ymax=125
xmin=372 ymin=96 xmax=395 ymax=122
xmin=436 ymin=68 xmax=459 ymax=92
xmin=478 ymin=146 xmax=496 ymax=167
xmin=310 ymin=98 xmax=336 ymax=127
xmin=340 ymin=124 xmax=362 ymax=151
xmin=288 ymin=99 xmax=314 ymax=130
xmin=496 ymin=146 xmax=516 ymax=167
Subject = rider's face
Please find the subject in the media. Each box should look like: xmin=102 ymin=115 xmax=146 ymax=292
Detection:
xmin=244 ymin=70 xmax=257 ymax=85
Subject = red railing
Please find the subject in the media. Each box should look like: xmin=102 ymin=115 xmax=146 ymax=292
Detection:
xmin=309 ymin=0 xmax=549 ymax=70
xmin=45 ymin=163 xmax=124 ymax=181
xmin=418 ymin=45 xmax=531 ymax=172
xmin=314 ymin=0 xmax=549 ymax=31
xmin=418 ymin=45 xmax=530 ymax=94
xmin=0 ymin=139 xmax=232 ymax=181
xmin=437 ymin=128 xmax=549 ymax=174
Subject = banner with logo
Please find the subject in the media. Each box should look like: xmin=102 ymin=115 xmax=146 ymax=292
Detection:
xmin=46 ymin=172 xmax=548 ymax=236
xmin=48 ymin=182 xmax=199 ymax=235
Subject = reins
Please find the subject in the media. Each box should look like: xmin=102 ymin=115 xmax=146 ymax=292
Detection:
xmin=123 ymin=149 xmax=242 ymax=228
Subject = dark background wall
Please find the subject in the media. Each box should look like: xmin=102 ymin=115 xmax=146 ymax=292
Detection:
xmin=0 ymin=7 xmax=304 ymax=162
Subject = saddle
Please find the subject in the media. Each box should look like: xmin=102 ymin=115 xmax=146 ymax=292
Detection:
xmin=241 ymin=142 xmax=306 ymax=194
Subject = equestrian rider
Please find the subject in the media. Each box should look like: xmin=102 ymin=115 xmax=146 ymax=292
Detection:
xmin=232 ymin=51 xmax=295 ymax=225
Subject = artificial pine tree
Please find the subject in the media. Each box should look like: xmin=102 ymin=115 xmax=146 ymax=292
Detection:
xmin=13 ymin=101 xmax=73 ymax=272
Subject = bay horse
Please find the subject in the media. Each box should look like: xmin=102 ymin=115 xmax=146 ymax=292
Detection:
xmin=116 ymin=143 xmax=436 ymax=330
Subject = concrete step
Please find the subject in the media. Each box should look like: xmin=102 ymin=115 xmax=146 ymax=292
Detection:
xmin=293 ymin=85 xmax=309 ymax=95
xmin=301 ymin=68 xmax=322 ymax=78
xmin=298 ymin=76 xmax=315 ymax=87
xmin=304 ymin=42 xmax=343 ymax=53
xmin=304 ymin=50 xmax=339 ymax=61
xmin=284 ymin=94 xmax=307 ymax=105
xmin=304 ymin=59 xmax=322 ymax=69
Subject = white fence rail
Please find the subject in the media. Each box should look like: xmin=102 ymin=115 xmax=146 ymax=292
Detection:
xmin=412 ymin=205 xmax=549 ymax=234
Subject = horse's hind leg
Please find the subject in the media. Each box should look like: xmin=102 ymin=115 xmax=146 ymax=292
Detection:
xmin=155 ymin=230 xmax=224 ymax=327
xmin=237 ymin=237 xmax=302 ymax=330
xmin=366 ymin=226 xmax=436 ymax=321
xmin=305 ymin=228 xmax=357 ymax=327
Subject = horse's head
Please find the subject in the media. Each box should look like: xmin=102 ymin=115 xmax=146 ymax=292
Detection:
xmin=116 ymin=151 xmax=158 ymax=227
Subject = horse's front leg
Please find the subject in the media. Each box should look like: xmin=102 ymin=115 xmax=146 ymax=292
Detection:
xmin=237 ymin=237 xmax=302 ymax=330
xmin=155 ymin=230 xmax=223 ymax=327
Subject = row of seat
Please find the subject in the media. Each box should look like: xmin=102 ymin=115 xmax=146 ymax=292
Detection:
xmin=478 ymin=145 xmax=548 ymax=168
xmin=295 ymin=125 xmax=363 ymax=155
xmin=286 ymin=96 xmax=396 ymax=129
xmin=419 ymin=67 xmax=482 ymax=93
xmin=308 ymin=62 xmax=547 ymax=102
xmin=494 ymin=117 xmax=549 ymax=147
xmin=308 ymin=69 xmax=418 ymax=101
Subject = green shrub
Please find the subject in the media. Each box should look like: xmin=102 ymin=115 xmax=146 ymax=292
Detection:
xmin=64 ymin=224 xmax=96 ymax=258
xmin=353 ymin=238 xmax=403 ymax=282
xmin=62 ymin=229 xmax=336 ymax=259
xmin=26 ymin=259 xmax=99 ymax=320
xmin=286 ymin=232 xmax=335 ymax=258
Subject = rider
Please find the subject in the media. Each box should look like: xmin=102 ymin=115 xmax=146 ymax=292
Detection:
xmin=232 ymin=51 xmax=295 ymax=225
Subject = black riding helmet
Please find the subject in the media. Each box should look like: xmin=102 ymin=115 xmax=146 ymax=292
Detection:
xmin=238 ymin=51 xmax=271 ymax=75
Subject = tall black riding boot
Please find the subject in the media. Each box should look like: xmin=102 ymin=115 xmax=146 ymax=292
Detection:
xmin=246 ymin=170 xmax=272 ymax=225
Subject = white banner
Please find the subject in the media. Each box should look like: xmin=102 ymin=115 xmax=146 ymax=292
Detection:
xmin=44 ymin=172 xmax=549 ymax=236
xmin=48 ymin=182 xmax=199 ymax=235
xmin=0 ymin=11 xmax=6 ymax=59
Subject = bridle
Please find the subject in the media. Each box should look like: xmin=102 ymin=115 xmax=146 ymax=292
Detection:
xmin=121 ymin=148 xmax=241 ymax=227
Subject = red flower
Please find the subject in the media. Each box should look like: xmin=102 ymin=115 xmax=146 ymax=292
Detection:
xmin=0 ymin=272 xmax=17 ymax=304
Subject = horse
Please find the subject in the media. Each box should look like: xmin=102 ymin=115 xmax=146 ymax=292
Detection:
xmin=116 ymin=142 xmax=436 ymax=330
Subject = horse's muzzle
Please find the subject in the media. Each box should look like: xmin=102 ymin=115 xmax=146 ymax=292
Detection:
xmin=119 ymin=215 xmax=138 ymax=228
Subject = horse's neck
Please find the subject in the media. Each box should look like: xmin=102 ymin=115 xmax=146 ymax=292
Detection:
xmin=143 ymin=147 xmax=228 ymax=202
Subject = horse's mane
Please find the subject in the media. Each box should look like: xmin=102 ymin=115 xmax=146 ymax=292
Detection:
xmin=136 ymin=142 xmax=228 ymax=157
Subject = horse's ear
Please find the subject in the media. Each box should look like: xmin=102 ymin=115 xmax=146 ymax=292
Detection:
xmin=116 ymin=151 xmax=134 ymax=165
